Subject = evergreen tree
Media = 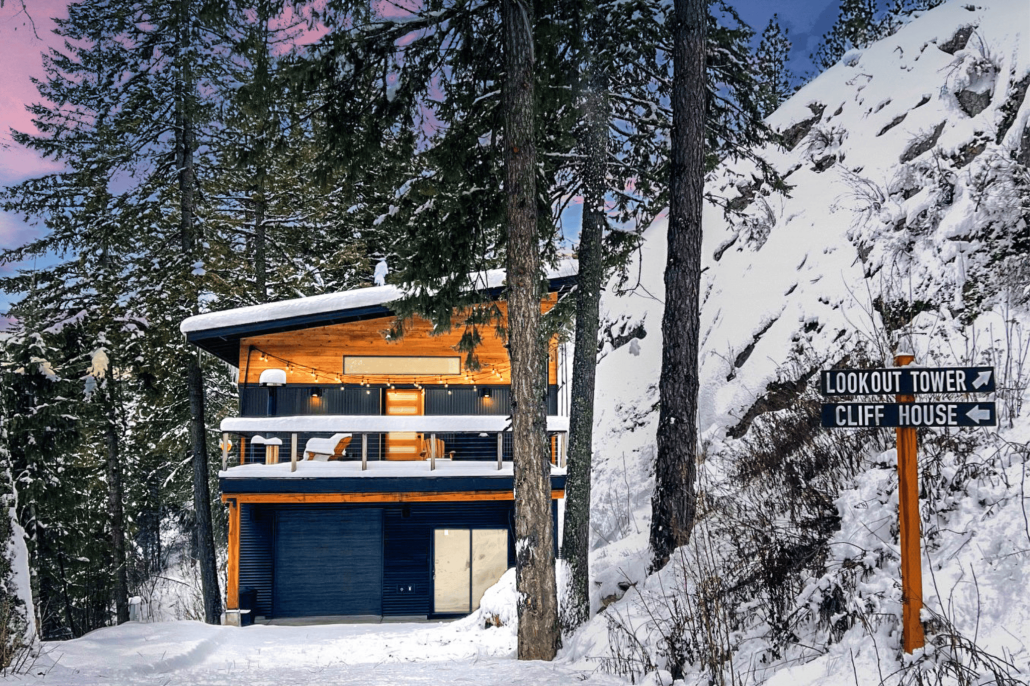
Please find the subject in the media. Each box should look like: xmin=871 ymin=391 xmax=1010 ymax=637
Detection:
xmin=502 ymin=0 xmax=560 ymax=660
xmin=755 ymin=15 xmax=794 ymax=119
xmin=0 ymin=0 xmax=235 ymax=625
xmin=811 ymin=0 xmax=943 ymax=72
xmin=812 ymin=0 xmax=876 ymax=71
xmin=559 ymin=0 xmax=609 ymax=632
xmin=206 ymin=0 xmax=376 ymax=306
xmin=650 ymin=0 xmax=707 ymax=572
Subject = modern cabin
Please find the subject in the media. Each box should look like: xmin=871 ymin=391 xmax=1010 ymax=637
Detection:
xmin=180 ymin=262 xmax=575 ymax=624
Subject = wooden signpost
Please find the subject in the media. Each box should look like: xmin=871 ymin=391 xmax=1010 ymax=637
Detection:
xmin=820 ymin=357 xmax=996 ymax=653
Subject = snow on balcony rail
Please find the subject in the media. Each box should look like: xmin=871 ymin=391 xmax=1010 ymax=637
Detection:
xmin=181 ymin=259 xmax=577 ymax=334
xmin=219 ymin=459 xmax=566 ymax=479
xmin=220 ymin=414 xmax=570 ymax=434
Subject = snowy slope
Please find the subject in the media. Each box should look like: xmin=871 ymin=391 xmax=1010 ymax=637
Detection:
xmin=564 ymin=0 xmax=1030 ymax=683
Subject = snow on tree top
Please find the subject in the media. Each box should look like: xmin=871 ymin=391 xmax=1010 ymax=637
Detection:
xmin=179 ymin=259 xmax=577 ymax=334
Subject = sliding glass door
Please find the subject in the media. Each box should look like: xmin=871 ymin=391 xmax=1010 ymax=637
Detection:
xmin=433 ymin=529 xmax=509 ymax=614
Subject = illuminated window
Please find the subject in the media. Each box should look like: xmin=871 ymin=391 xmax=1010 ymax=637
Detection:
xmin=343 ymin=356 xmax=460 ymax=376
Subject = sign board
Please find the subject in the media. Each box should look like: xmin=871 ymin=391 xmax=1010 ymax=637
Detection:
xmin=819 ymin=360 xmax=994 ymax=654
xmin=821 ymin=402 xmax=996 ymax=428
xmin=820 ymin=367 xmax=995 ymax=396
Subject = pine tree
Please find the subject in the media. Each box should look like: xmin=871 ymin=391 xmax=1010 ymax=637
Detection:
xmin=812 ymin=0 xmax=945 ymax=72
xmin=560 ymin=0 xmax=610 ymax=634
xmin=502 ymin=0 xmax=560 ymax=660
xmin=755 ymin=15 xmax=794 ymax=119
xmin=812 ymin=0 xmax=876 ymax=71
xmin=0 ymin=0 xmax=236 ymax=625
xmin=650 ymin=0 xmax=707 ymax=571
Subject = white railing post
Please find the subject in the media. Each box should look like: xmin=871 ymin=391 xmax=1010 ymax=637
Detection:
xmin=430 ymin=433 xmax=436 ymax=471
xmin=561 ymin=432 xmax=568 ymax=468
xmin=497 ymin=432 xmax=503 ymax=470
xmin=290 ymin=433 xmax=298 ymax=473
xmin=221 ymin=433 xmax=229 ymax=471
xmin=362 ymin=433 xmax=368 ymax=471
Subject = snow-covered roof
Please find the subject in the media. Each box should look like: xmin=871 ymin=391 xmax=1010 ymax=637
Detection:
xmin=219 ymin=459 xmax=566 ymax=480
xmin=181 ymin=259 xmax=577 ymax=335
xmin=220 ymin=414 xmax=570 ymax=434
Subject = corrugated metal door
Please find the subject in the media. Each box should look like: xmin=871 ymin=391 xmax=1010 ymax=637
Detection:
xmin=273 ymin=509 xmax=383 ymax=617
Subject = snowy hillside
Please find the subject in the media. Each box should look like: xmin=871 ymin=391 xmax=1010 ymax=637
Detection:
xmin=566 ymin=0 xmax=1030 ymax=683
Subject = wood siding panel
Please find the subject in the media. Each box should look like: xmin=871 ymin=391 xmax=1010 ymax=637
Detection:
xmin=238 ymin=298 xmax=558 ymax=386
xmin=226 ymin=499 xmax=240 ymax=610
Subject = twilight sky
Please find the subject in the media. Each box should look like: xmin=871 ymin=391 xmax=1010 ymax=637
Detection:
xmin=0 ymin=0 xmax=840 ymax=318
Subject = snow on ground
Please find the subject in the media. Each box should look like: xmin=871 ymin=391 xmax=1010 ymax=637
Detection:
xmin=10 ymin=615 xmax=625 ymax=686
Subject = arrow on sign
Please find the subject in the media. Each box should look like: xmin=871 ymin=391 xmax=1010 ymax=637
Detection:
xmin=965 ymin=405 xmax=992 ymax=424
xmin=972 ymin=370 xmax=992 ymax=390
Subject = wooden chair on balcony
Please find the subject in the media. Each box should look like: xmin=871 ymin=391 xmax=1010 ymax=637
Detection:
xmin=304 ymin=433 xmax=353 ymax=461
xmin=418 ymin=435 xmax=446 ymax=461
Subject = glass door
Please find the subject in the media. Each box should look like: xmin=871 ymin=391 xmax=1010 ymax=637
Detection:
xmin=471 ymin=530 xmax=508 ymax=611
xmin=433 ymin=528 xmax=510 ymax=614
xmin=433 ymin=529 xmax=471 ymax=613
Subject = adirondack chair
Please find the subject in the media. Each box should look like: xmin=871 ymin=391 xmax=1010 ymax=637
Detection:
xmin=304 ymin=433 xmax=353 ymax=461
xmin=418 ymin=435 xmax=447 ymax=461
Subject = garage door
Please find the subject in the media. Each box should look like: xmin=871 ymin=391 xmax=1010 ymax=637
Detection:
xmin=273 ymin=509 xmax=383 ymax=618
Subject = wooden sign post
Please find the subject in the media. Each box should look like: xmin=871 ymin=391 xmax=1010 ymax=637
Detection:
xmin=894 ymin=354 xmax=924 ymax=653
xmin=820 ymin=360 xmax=996 ymax=653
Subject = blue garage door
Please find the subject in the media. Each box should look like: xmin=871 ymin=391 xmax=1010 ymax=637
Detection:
xmin=273 ymin=509 xmax=383 ymax=617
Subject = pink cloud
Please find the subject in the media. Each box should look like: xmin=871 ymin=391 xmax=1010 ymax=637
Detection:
xmin=0 ymin=0 xmax=67 ymax=258
xmin=0 ymin=0 xmax=69 ymax=181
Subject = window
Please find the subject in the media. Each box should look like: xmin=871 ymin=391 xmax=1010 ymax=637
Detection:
xmin=343 ymin=356 xmax=461 ymax=376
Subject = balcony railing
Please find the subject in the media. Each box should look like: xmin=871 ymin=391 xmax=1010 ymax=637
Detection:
xmin=219 ymin=415 xmax=569 ymax=472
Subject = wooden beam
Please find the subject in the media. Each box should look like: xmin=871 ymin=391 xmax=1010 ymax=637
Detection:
xmin=226 ymin=498 xmax=240 ymax=610
xmin=895 ymin=354 xmax=925 ymax=653
xmin=221 ymin=489 xmax=565 ymax=505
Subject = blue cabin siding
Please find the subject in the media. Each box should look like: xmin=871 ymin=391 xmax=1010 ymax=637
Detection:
xmin=239 ymin=504 xmax=274 ymax=617
xmin=237 ymin=500 xmax=559 ymax=619
xmin=239 ymin=384 xmax=558 ymax=418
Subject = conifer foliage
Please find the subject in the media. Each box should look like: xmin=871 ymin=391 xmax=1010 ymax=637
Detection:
xmin=755 ymin=15 xmax=794 ymax=118
xmin=812 ymin=0 xmax=945 ymax=71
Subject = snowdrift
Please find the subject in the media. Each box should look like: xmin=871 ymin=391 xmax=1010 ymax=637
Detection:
xmin=564 ymin=0 xmax=1030 ymax=683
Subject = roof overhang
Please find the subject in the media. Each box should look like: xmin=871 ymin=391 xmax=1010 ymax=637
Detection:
xmin=182 ymin=261 xmax=577 ymax=365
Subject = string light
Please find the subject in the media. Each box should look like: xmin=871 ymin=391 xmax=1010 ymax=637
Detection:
xmin=250 ymin=347 xmax=518 ymax=387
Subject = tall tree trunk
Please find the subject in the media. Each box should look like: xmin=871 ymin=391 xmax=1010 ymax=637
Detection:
xmin=103 ymin=380 xmax=129 ymax=625
xmin=177 ymin=0 xmax=222 ymax=624
xmin=560 ymin=16 xmax=608 ymax=630
xmin=649 ymin=0 xmax=706 ymax=571
xmin=187 ymin=356 xmax=220 ymax=623
xmin=503 ymin=0 xmax=559 ymax=661
xmin=251 ymin=2 xmax=270 ymax=304
xmin=253 ymin=194 xmax=267 ymax=302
